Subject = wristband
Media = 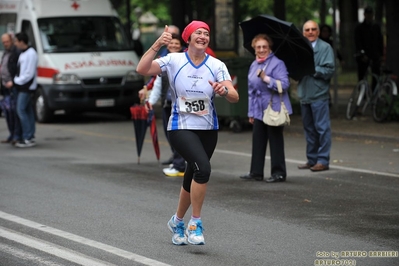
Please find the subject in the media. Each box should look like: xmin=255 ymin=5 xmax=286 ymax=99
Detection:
xmin=151 ymin=47 xmax=159 ymax=52
xmin=221 ymin=86 xmax=229 ymax=97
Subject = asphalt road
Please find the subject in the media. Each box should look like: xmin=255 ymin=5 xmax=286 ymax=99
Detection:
xmin=0 ymin=113 xmax=398 ymax=266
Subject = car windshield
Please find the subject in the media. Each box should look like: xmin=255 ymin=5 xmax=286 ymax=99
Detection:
xmin=38 ymin=16 xmax=132 ymax=53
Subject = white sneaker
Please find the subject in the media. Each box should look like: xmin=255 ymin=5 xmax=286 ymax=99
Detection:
xmin=15 ymin=139 xmax=36 ymax=148
xmin=185 ymin=219 xmax=205 ymax=245
xmin=163 ymin=167 xmax=184 ymax=177
xmin=167 ymin=215 xmax=188 ymax=245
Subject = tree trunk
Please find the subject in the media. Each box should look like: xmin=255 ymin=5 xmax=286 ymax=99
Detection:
xmin=385 ymin=0 xmax=399 ymax=76
xmin=374 ymin=0 xmax=385 ymax=25
xmin=109 ymin=0 xmax=123 ymax=9
xmin=320 ymin=0 xmax=327 ymax=26
xmin=273 ymin=0 xmax=285 ymax=20
xmin=338 ymin=0 xmax=358 ymax=70
xmin=170 ymin=0 xmax=187 ymax=33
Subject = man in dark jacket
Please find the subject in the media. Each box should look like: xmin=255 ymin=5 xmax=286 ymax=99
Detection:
xmin=0 ymin=33 xmax=21 ymax=144
xmin=297 ymin=20 xmax=335 ymax=172
xmin=354 ymin=6 xmax=384 ymax=89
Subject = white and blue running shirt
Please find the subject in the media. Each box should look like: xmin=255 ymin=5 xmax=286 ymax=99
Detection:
xmin=155 ymin=52 xmax=231 ymax=130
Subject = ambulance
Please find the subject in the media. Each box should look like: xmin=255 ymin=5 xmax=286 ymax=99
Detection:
xmin=0 ymin=0 xmax=144 ymax=122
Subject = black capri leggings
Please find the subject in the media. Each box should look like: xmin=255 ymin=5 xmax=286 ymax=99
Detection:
xmin=168 ymin=130 xmax=218 ymax=192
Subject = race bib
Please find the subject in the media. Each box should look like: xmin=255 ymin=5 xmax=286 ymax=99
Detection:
xmin=178 ymin=97 xmax=210 ymax=116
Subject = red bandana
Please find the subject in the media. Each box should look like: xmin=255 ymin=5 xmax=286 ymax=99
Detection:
xmin=182 ymin=20 xmax=210 ymax=43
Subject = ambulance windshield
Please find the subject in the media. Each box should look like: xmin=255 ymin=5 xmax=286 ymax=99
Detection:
xmin=38 ymin=16 xmax=132 ymax=53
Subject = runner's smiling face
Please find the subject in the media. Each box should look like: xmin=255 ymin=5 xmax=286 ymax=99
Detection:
xmin=189 ymin=28 xmax=209 ymax=50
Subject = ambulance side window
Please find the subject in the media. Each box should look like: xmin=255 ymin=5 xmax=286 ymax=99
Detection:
xmin=21 ymin=20 xmax=36 ymax=50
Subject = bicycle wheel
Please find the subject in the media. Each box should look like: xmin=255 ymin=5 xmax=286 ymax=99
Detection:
xmin=372 ymin=80 xmax=395 ymax=122
xmin=346 ymin=81 xmax=367 ymax=120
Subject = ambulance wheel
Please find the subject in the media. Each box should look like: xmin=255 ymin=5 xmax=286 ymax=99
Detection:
xmin=35 ymin=89 xmax=54 ymax=123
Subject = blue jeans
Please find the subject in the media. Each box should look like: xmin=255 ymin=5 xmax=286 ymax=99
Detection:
xmin=17 ymin=91 xmax=36 ymax=140
xmin=300 ymin=99 xmax=331 ymax=166
xmin=1 ymin=87 xmax=22 ymax=141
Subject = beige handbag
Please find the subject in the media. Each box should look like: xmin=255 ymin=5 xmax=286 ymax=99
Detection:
xmin=262 ymin=80 xmax=290 ymax=126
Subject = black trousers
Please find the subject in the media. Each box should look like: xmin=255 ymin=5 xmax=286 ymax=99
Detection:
xmin=250 ymin=119 xmax=286 ymax=177
xmin=356 ymin=57 xmax=380 ymax=91
xmin=168 ymin=130 xmax=217 ymax=192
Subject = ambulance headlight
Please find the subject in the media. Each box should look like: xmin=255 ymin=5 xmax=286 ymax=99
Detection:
xmin=125 ymin=70 xmax=143 ymax=82
xmin=53 ymin=73 xmax=81 ymax=84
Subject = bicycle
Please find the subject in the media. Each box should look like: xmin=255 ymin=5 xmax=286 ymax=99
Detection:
xmin=346 ymin=56 xmax=398 ymax=122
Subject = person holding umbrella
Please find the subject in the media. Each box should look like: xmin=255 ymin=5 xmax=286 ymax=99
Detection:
xmin=137 ymin=21 xmax=239 ymax=245
xmin=297 ymin=20 xmax=335 ymax=172
xmin=239 ymin=34 xmax=291 ymax=183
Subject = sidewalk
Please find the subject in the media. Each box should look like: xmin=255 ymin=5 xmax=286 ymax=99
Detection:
xmin=287 ymin=86 xmax=399 ymax=143
xmin=149 ymin=85 xmax=399 ymax=142
xmin=287 ymin=113 xmax=399 ymax=143
xmin=220 ymin=85 xmax=399 ymax=142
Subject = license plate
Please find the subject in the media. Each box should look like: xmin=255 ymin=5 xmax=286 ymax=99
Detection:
xmin=96 ymin=99 xmax=115 ymax=107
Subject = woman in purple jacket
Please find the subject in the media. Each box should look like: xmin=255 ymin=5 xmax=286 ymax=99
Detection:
xmin=240 ymin=34 xmax=292 ymax=183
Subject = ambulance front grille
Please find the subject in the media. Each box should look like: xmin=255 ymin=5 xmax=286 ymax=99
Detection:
xmin=82 ymin=77 xmax=123 ymax=86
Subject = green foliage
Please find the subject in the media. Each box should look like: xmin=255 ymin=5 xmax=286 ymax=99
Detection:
xmin=285 ymin=0 xmax=319 ymax=28
xmin=238 ymin=0 xmax=319 ymax=29
xmin=239 ymin=0 xmax=273 ymax=21
xmin=390 ymin=97 xmax=399 ymax=119
xmin=116 ymin=0 xmax=171 ymax=25
xmin=115 ymin=0 xmax=320 ymax=30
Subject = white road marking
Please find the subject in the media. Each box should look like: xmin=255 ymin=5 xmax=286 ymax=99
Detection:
xmin=0 ymin=211 xmax=172 ymax=266
xmin=0 ymin=242 xmax=63 ymax=266
xmin=215 ymin=149 xmax=399 ymax=178
xmin=0 ymin=226 xmax=116 ymax=266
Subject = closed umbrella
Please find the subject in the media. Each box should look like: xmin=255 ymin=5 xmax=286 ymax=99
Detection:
xmin=148 ymin=109 xmax=160 ymax=162
xmin=130 ymin=104 xmax=148 ymax=164
xmin=130 ymin=102 xmax=160 ymax=164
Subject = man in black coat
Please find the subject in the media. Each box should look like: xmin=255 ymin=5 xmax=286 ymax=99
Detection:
xmin=0 ymin=33 xmax=21 ymax=144
xmin=354 ymin=6 xmax=384 ymax=90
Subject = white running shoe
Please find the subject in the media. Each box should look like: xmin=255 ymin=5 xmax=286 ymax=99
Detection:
xmin=185 ymin=219 xmax=205 ymax=245
xmin=163 ymin=167 xmax=184 ymax=177
xmin=167 ymin=215 xmax=188 ymax=245
xmin=15 ymin=139 xmax=36 ymax=148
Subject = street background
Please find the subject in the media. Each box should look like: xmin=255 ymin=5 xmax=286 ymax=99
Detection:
xmin=0 ymin=95 xmax=398 ymax=266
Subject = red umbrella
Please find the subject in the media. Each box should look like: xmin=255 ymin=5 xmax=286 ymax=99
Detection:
xmin=130 ymin=102 xmax=160 ymax=164
xmin=148 ymin=109 xmax=160 ymax=162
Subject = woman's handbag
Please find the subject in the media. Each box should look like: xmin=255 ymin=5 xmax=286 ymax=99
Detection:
xmin=263 ymin=80 xmax=290 ymax=126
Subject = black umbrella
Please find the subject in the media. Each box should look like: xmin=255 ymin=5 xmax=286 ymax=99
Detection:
xmin=240 ymin=15 xmax=315 ymax=81
xmin=130 ymin=104 xmax=148 ymax=164
xmin=130 ymin=102 xmax=160 ymax=164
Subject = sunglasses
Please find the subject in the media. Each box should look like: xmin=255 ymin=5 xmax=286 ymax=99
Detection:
xmin=304 ymin=28 xmax=318 ymax=32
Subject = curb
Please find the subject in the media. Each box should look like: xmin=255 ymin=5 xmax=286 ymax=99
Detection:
xmin=286 ymin=124 xmax=399 ymax=143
